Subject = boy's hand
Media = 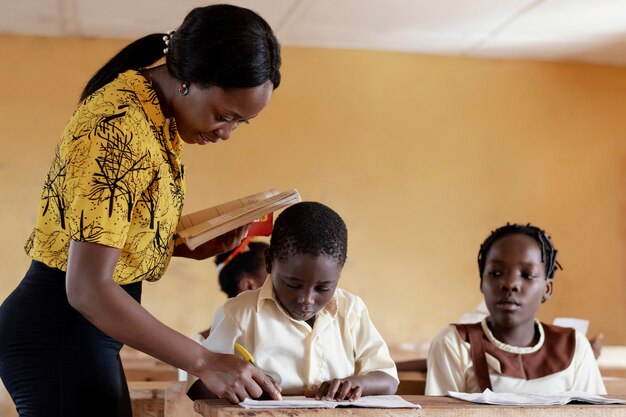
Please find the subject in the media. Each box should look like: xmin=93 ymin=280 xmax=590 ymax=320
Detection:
xmin=305 ymin=376 xmax=365 ymax=402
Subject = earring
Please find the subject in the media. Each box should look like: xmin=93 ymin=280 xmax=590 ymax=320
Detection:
xmin=179 ymin=83 xmax=189 ymax=96
xmin=541 ymin=296 xmax=547 ymax=303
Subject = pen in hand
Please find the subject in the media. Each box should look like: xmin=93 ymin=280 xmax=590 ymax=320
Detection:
xmin=234 ymin=342 xmax=283 ymax=399
xmin=234 ymin=342 xmax=256 ymax=364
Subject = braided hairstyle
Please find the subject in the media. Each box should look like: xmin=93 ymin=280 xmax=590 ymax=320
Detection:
xmin=214 ymin=241 xmax=268 ymax=298
xmin=269 ymin=202 xmax=348 ymax=267
xmin=477 ymin=223 xmax=562 ymax=282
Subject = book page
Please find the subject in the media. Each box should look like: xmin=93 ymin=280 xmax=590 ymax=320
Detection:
xmin=552 ymin=317 xmax=589 ymax=335
xmin=448 ymin=389 xmax=626 ymax=405
xmin=240 ymin=395 xmax=420 ymax=409
xmin=177 ymin=189 xmax=279 ymax=232
xmin=179 ymin=189 xmax=301 ymax=250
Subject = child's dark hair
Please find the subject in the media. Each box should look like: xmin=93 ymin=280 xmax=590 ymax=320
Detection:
xmin=269 ymin=202 xmax=348 ymax=267
xmin=80 ymin=4 xmax=281 ymax=101
xmin=477 ymin=223 xmax=562 ymax=281
xmin=214 ymin=241 xmax=268 ymax=298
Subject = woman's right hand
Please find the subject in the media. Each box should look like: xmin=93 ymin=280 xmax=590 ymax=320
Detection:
xmin=173 ymin=224 xmax=251 ymax=260
xmin=197 ymin=351 xmax=282 ymax=403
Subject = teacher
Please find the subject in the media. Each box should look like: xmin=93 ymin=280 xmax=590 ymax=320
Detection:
xmin=0 ymin=4 xmax=282 ymax=416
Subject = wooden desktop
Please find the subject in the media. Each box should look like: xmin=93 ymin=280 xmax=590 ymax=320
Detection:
xmin=194 ymin=395 xmax=626 ymax=417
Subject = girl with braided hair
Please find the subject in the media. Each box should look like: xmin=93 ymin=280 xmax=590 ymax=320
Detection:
xmin=425 ymin=223 xmax=606 ymax=395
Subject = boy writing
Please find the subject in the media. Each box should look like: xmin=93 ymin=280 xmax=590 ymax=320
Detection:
xmin=188 ymin=202 xmax=398 ymax=401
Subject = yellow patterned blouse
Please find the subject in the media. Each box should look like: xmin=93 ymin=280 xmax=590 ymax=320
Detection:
xmin=25 ymin=70 xmax=186 ymax=284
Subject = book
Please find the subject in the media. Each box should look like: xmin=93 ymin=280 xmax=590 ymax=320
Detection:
xmin=240 ymin=395 xmax=421 ymax=409
xmin=448 ymin=389 xmax=626 ymax=405
xmin=175 ymin=189 xmax=301 ymax=250
xmin=552 ymin=317 xmax=589 ymax=335
xmin=247 ymin=212 xmax=273 ymax=237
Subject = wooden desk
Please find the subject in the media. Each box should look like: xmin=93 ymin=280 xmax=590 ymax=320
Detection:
xmin=602 ymin=368 xmax=626 ymax=379
xmin=165 ymin=381 xmax=196 ymax=417
xmin=194 ymin=395 xmax=626 ymax=417
xmin=130 ymin=381 xmax=197 ymax=417
xmin=605 ymin=378 xmax=626 ymax=396
xmin=123 ymin=359 xmax=179 ymax=381
xmin=129 ymin=381 xmax=169 ymax=417
xmin=397 ymin=371 xmax=427 ymax=395
xmin=121 ymin=346 xmax=179 ymax=381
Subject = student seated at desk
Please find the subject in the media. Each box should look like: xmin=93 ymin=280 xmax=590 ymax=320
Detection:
xmin=425 ymin=223 xmax=606 ymax=395
xmin=188 ymin=202 xmax=399 ymax=402
xmin=396 ymin=301 xmax=604 ymax=373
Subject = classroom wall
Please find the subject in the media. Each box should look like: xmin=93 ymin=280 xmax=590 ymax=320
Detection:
xmin=1 ymin=35 xmax=624 ymax=355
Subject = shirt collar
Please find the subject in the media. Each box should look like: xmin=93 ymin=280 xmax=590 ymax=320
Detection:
xmin=121 ymin=70 xmax=183 ymax=157
xmin=256 ymin=277 xmax=341 ymax=320
xmin=481 ymin=317 xmax=545 ymax=354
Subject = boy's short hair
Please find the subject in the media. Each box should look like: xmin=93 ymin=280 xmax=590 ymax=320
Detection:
xmin=477 ymin=223 xmax=561 ymax=281
xmin=270 ymin=201 xmax=348 ymax=266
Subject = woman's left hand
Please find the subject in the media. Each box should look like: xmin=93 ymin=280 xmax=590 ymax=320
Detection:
xmin=173 ymin=224 xmax=251 ymax=260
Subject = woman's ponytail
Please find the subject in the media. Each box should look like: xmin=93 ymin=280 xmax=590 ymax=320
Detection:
xmin=80 ymin=33 xmax=166 ymax=101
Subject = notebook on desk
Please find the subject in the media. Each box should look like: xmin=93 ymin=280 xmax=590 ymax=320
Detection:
xmin=240 ymin=395 xmax=420 ymax=409
xmin=449 ymin=389 xmax=626 ymax=405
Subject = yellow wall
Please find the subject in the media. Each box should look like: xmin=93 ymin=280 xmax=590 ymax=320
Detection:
xmin=1 ymin=35 xmax=625 ymax=350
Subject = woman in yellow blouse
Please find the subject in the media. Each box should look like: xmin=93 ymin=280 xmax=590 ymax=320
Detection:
xmin=0 ymin=5 xmax=282 ymax=416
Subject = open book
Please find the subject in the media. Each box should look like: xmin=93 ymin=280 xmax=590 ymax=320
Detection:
xmin=240 ymin=395 xmax=420 ymax=409
xmin=448 ymin=389 xmax=626 ymax=405
xmin=176 ymin=189 xmax=301 ymax=250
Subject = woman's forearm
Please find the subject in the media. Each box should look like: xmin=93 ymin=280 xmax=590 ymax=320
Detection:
xmin=65 ymin=240 xmax=282 ymax=402
xmin=66 ymin=240 xmax=210 ymax=376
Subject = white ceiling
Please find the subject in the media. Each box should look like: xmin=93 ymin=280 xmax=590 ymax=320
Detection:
xmin=2 ymin=0 xmax=626 ymax=66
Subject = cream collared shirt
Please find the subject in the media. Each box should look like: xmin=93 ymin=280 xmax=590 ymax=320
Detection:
xmin=188 ymin=278 xmax=398 ymax=395
xmin=425 ymin=319 xmax=606 ymax=395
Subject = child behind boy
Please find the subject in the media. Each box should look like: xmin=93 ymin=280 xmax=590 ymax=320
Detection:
xmin=188 ymin=201 xmax=399 ymax=401
xmin=425 ymin=223 xmax=606 ymax=395
xmin=195 ymin=239 xmax=269 ymax=342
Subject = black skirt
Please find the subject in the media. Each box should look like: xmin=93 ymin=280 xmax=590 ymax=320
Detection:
xmin=0 ymin=260 xmax=142 ymax=417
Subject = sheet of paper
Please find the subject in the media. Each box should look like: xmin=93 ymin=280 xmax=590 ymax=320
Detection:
xmin=448 ymin=389 xmax=626 ymax=405
xmin=552 ymin=317 xmax=589 ymax=335
xmin=240 ymin=395 xmax=420 ymax=409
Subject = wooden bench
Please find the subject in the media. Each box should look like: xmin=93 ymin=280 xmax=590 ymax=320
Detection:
xmin=165 ymin=381 xmax=196 ymax=416
xmin=121 ymin=346 xmax=179 ymax=381
xmin=397 ymin=371 xmax=427 ymax=395
xmin=129 ymin=381 xmax=197 ymax=417
xmin=605 ymin=378 xmax=626 ymax=396
xmin=129 ymin=381 xmax=169 ymax=417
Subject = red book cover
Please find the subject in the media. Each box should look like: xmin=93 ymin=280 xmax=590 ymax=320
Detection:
xmin=248 ymin=212 xmax=273 ymax=236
